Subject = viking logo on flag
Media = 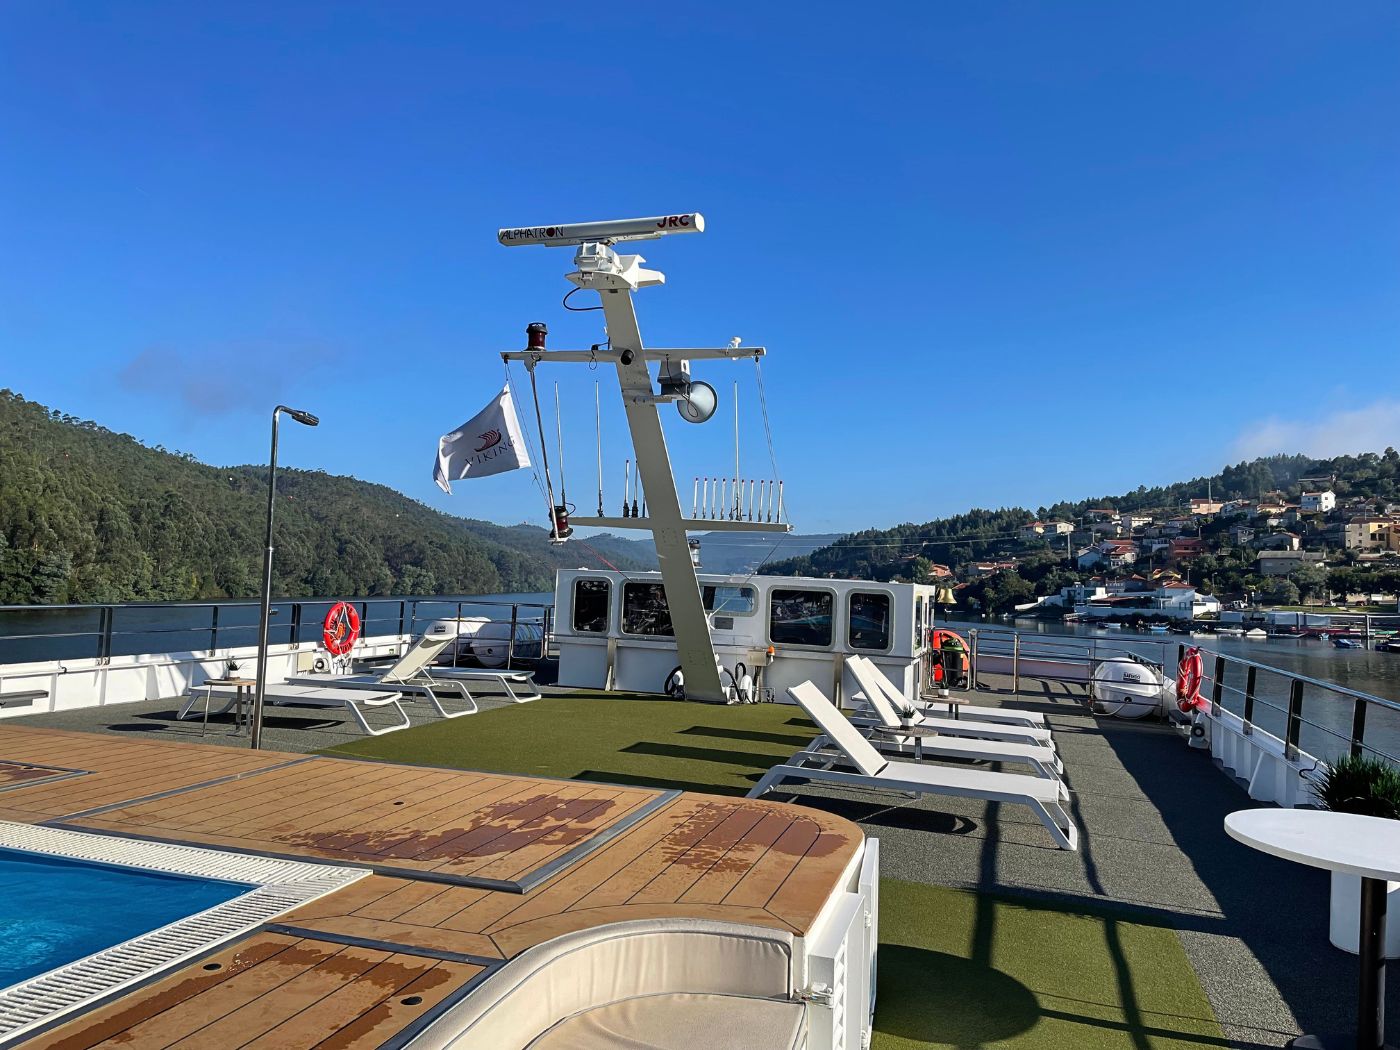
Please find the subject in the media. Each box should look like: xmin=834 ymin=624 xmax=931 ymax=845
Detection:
xmin=433 ymin=386 xmax=531 ymax=493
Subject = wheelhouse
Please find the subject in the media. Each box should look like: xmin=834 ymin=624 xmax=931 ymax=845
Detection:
xmin=554 ymin=569 xmax=938 ymax=704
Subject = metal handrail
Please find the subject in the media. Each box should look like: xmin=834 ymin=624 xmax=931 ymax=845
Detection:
xmin=0 ymin=596 xmax=555 ymax=667
xmin=1191 ymin=647 xmax=1400 ymax=715
xmin=951 ymin=622 xmax=1399 ymax=765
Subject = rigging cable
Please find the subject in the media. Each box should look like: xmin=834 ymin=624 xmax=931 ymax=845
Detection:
xmin=553 ymin=381 xmax=571 ymax=512
xmin=595 ymin=381 xmax=604 ymax=515
xmin=502 ymin=358 xmax=550 ymax=508
xmin=753 ymin=355 xmax=783 ymax=520
xmin=524 ymin=360 xmax=560 ymax=536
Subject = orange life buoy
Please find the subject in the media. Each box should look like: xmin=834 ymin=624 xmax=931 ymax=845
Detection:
xmin=323 ymin=601 xmax=361 ymax=656
xmin=1176 ymin=646 xmax=1204 ymax=713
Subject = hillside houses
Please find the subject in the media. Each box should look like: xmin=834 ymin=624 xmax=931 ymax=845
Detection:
xmin=1300 ymin=490 xmax=1336 ymax=513
xmin=1076 ymin=539 xmax=1139 ymax=569
xmin=1257 ymin=550 xmax=1326 ymax=576
xmin=1018 ymin=520 xmax=1073 ymax=541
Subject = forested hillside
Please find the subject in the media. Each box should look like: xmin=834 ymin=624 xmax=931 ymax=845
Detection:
xmin=0 ymin=391 xmax=651 ymax=604
xmin=767 ymin=452 xmax=1400 ymax=582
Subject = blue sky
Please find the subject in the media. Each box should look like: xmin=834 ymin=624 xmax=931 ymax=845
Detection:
xmin=3 ymin=2 xmax=1398 ymax=535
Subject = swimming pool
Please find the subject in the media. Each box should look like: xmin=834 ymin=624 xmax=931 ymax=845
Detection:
xmin=0 ymin=847 xmax=249 ymax=990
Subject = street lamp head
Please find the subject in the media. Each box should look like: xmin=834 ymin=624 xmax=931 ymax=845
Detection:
xmin=277 ymin=406 xmax=320 ymax=427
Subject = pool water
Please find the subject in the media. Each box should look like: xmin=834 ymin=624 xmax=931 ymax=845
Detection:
xmin=0 ymin=848 xmax=250 ymax=991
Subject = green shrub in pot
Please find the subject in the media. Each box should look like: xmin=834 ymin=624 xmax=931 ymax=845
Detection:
xmin=1313 ymin=754 xmax=1400 ymax=819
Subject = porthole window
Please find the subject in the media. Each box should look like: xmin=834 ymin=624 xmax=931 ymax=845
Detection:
xmin=769 ymin=588 xmax=834 ymax=648
xmin=849 ymin=592 xmax=892 ymax=651
xmin=572 ymin=579 xmax=611 ymax=634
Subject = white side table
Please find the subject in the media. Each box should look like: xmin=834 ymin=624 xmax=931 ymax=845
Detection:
xmin=1226 ymin=809 xmax=1400 ymax=1050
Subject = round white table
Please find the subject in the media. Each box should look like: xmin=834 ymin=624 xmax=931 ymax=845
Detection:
xmin=1226 ymin=809 xmax=1400 ymax=1050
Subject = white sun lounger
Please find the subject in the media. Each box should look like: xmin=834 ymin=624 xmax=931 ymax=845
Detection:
xmin=420 ymin=667 xmax=541 ymax=703
xmin=750 ymin=681 xmax=1078 ymax=850
xmin=841 ymin=660 xmax=1063 ymax=785
xmin=914 ymin=694 xmax=1048 ymax=727
xmin=179 ymin=683 xmax=411 ymax=736
xmin=287 ymin=672 xmax=477 ymax=719
xmin=855 ymin=654 xmax=1048 ymax=727
xmin=369 ymin=632 xmax=541 ymax=702
xmin=286 ymin=634 xmax=478 ymax=718
xmin=848 ymin=656 xmax=1054 ymax=748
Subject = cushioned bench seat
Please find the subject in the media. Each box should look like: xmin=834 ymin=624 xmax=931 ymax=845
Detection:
xmin=526 ymin=992 xmax=806 ymax=1050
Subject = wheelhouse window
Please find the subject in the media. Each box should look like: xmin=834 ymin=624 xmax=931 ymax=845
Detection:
xmin=622 ymin=582 xmax=674 ymax=636
xmin=703 ymin=584 xmax=756 ymax=616
xmin=572 ymin=578 xmax=611 ymax=634
xmin=915 ymin=596 xmax=925 ymax=644
xmin=769 ymin=588 xmax=834 ymax=648
xmin=849 ymin=592 xmax=892 ymax=651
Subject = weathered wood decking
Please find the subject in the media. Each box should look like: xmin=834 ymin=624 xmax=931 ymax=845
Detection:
xmin=0 ymin=725 xmax=861 ymax=1049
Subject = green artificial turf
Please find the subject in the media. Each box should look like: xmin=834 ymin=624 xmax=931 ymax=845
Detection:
xmin=873 ymin=880 xmax=1222 ymax=1049
xmin=322 ymin=695 xmax=1223 ymax=1049
xmin=324 ymin=693 xmax=816 ymax=795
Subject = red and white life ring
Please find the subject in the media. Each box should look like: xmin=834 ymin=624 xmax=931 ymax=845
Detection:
xmin=1176 ymin=646 xmax=1204 ymax=713
xmin=323 ymin=602 xmax=361 ymax=656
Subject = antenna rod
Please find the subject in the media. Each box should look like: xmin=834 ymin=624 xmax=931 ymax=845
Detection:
xmin=631 ymin=460 xmax=639 ymax=518
xmin=595 ymin=382 xmax=603 ymax=516
xmin=748 ymin=479 xmax=755 ymax=521
xmin=622 ymin=458 xmax=631 ymax=517
xmin=777 ymin=480 xmax=784 ymax=524
xmin=734 ymin=381 xmax=740 ymax=521
xmin=692 ymin=476 xmax=699 ymax=518
xmin=554 ymin=382 xmax=567 ymax=508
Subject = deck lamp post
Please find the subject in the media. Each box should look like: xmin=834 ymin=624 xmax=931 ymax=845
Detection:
xmin=250 ymin=405 xmax=319 ymax=749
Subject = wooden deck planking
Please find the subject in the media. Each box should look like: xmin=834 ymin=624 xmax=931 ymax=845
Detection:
xmin=0 ymin=761 xmax=75 ymax=787
xmin=124 ymin=759 xmax=371 ymax=830
xmin=59 ymin=758 xmax=665 ymax=884
xmin=626 ymin=804 xmax=774 ymax=905
xmin=440 ymin=798 xmax=720 ymax=935
xmin=718 ymin=817 xmax=822 ymax=909
xmin=766 ymin=827 xmax=863 ymax=929
xmin=27 ymin=935 xmax=484 ymax=1050
xmin=3 ymin=724 xmax=865 ymax=1049
xmin=564 ymin=798 xmax=742 ymax=912
xmin=678 ymin=808 xmax=797 ymax=905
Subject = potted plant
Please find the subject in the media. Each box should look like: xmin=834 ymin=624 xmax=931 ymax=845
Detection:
xmin=1314 ymin=754 xmax=1400 ymax=956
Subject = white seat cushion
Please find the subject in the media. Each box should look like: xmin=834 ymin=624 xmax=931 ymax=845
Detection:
xmin=526 ymin=992 xmax=806 ymax=1050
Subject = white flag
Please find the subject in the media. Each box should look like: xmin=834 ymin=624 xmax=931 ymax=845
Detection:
xmin=433 ymin=386 xmax=531 ymax=494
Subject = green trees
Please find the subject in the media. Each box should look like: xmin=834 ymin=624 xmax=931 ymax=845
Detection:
xmin=0 ymin=390 xmax=650 ymax=605
xmin=1261 ymin=578 xmax=1301 ymax=605
xmin=1291 ymin=562 xmax=1329 ymax=603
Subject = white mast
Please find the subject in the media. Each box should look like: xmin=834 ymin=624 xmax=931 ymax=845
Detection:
xmin=499 ymin=214 xmax=789 ymax=702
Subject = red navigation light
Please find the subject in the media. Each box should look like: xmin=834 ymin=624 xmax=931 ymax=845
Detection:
xmin=526 ymin=322 xmax=547 ymax=350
